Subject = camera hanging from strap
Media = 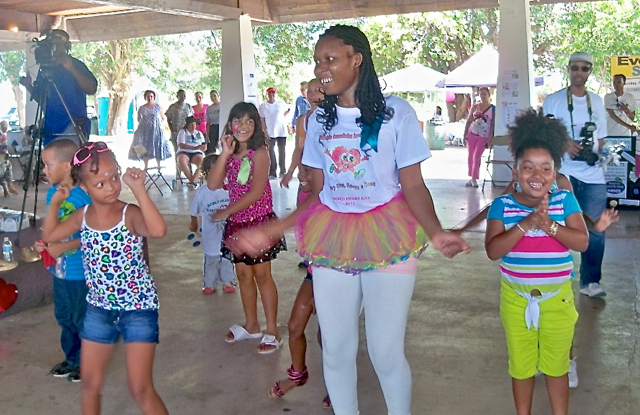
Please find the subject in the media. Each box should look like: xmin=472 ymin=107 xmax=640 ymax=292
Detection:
xmin=567 ymin=87 xmax=592 ymax=140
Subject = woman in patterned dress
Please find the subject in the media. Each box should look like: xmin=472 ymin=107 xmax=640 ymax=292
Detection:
xmin=129 ymin=90 xmax=172 ymax=169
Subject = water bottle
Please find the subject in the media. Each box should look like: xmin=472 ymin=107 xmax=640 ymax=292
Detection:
xmin=2 ymin=237 xmax=14 ymax=262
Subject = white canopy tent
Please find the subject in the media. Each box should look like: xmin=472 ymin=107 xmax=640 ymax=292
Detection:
xmin=379 ymin=63 xmax=445 ymax=93
xmin=437 ymin=45 xmax=544 ymax=88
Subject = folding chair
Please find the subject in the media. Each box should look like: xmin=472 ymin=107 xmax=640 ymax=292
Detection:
xmin=481 ymin=135 xmax=514 ymax=193
xmin=132 ymin=146 xmax=173 ymax=195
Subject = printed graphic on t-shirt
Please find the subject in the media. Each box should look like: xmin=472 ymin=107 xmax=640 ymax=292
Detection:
xmin=204 ymin=198 xmax=229 ymax=218
xmin=324 ymin=146 xmax=369 ymax=178
xmin=319 ymin=131 xmax=378 ymax=207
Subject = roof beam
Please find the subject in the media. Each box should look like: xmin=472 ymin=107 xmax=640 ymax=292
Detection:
xmin=0 ymin=10 xmax=58 ymax=34
xmin=72 ymin=0 xmax=242 ymax=21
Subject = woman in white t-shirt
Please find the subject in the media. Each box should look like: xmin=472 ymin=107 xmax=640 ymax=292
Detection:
xmin=176 ymin=115 xmax=206 ymax=187
xmin=230 ymin=25 xmax=469 ymax=415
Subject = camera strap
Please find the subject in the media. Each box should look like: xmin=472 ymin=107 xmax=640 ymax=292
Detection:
xmin=567 ymin=88 xmax=592 ymax=140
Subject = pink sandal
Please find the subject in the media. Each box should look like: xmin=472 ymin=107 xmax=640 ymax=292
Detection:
xmin=322 ymin=395 xmax=332 ymax=409
xmin=268 ymin=365 xmax=309 ymax=398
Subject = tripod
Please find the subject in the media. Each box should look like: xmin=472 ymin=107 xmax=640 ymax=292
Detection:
xmin=14 ymin=68 xmax=88 ymax=248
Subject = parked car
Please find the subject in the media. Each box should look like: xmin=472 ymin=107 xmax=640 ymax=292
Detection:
xmin=1 ymin=107 xmax=20 ymax=130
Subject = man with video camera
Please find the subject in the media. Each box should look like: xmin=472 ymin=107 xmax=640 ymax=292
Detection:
xmin=543 ymin=52 xmax=608 ymax=299
xmin=19 ymin=30 xmax=98 ymax=147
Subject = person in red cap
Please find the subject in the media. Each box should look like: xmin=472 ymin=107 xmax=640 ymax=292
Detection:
xmin=259 ymin=88 xmax=290 ymax=179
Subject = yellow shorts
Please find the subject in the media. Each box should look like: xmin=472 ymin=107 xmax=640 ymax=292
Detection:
xmin=500 ymin=279 xmax=578 ymax=379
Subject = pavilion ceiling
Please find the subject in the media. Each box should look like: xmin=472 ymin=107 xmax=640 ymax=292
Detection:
xmin=0 ymin=0 xmax=598 ymax=52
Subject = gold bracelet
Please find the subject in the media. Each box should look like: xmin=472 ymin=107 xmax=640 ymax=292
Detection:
xmin=516 ymin=223 xmax=527 ymax=234
xmin=548 ymin=221 xmax=559 ymax=237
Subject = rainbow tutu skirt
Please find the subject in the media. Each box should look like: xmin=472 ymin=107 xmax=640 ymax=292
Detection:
xmin=294 ymin=193 xmax=429 ymax=274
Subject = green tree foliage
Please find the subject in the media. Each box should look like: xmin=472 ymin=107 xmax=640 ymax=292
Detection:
xmin=73 ymin=39 xmax=148 ymax=135
xmin=0 ymin=50 xmax=26 ymax=128
xmin=362 ymin=10 xmax=497 ymax=77
xmin=201 ymin=30 xmax=222 ymax=93
xmin=0 ymin=51 xmax=25 ymax=85
xmin=535 ymin=0 xmax=640 ymax=92
xmin=5 ymin=1 xmax=640 ymax=134
xmin=199 ymin=22 xmax=328 ymax=103
xmin=251 ymin=22 xmax=326 ymax=103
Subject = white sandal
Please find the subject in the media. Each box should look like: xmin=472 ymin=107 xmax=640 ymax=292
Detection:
xmin=257 ymin=334 xmax=283 ymax=354
xmin=225 ymin=324 xmax=262 ymax=343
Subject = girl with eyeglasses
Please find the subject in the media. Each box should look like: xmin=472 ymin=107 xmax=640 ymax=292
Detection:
xmin=42 ymin=142 xmax=169 ymax=415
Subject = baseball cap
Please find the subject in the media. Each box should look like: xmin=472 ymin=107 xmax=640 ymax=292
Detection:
xmin=569 ymin=52 xmax=593 ymax=66
xmin=266 ymin=87 xmax=276 ymax=93
xmin=185 ymin=115 xmax=200 ymax=125
xmin=49 ymin=29 xmax=70 ymax=44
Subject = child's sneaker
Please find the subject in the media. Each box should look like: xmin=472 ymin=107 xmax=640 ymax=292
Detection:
xmin=568 ymin=357 xmax=578 ymax=388
xmin=223 ymin=283 xmax=236 ymax=293
xmin=50 ymin=361 xmax=73 ymax=378
xmin=67 ymin=367 xmax=81 ymax=383
xmin=203 ymin=287 xmax=216 ymax=295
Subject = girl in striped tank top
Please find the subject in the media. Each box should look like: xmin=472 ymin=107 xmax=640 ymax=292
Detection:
xmin=485 ymin=111 xmax=589 ymax=415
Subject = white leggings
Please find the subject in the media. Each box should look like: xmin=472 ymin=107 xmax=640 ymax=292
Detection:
xmin=312 ymin=264 xmax=416 ymax=415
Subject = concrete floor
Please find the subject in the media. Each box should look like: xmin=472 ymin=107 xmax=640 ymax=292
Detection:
xmin=0 ymin=142 xmax=638 ymax=415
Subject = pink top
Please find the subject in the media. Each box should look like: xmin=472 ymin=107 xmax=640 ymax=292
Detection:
xmin=468 ymin=105 xmax=494 ymax=138
xmin=193 ymin=104 xmax=208 ymax=136
xmin=226 ymin=148 xmax=275 ymax=224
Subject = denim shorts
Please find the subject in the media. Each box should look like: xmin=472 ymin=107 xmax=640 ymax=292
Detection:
xmin=81 ymin=304 xmax=160 ymax=344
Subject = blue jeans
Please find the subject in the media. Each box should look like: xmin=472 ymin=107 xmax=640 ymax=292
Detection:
xmin=53 ymin=277 xmax=88 ymax=368
xmin=81 ymin=304 xmax=159 ymax=344
xmin=569 ymin=177 xmax=607 ymax=287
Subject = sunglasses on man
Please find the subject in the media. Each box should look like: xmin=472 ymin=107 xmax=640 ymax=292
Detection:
xmin=569 ymin=65 xmax=592 ymax=73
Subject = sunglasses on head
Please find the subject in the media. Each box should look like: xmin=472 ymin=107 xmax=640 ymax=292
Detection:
xmin=73 ymin=141 xmax=110 ymax=166
xmin=569 ymin=65 xmax=592 ymax=73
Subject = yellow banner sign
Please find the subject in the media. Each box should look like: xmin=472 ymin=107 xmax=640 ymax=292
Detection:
xmin=611 ymin=56 xmax=640 ymax=78
xmin=611 ymin=56 xmax=640 ymax=101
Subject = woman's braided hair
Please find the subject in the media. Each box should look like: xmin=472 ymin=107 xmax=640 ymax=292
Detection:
xmin=316 ymin=25 xmax=393 ymax=148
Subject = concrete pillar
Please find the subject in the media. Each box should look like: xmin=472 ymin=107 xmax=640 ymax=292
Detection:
xmin=491 ymin=0 xmax=536 ymax=184
xmin=219 ymin=15 xmax=259 ymax=137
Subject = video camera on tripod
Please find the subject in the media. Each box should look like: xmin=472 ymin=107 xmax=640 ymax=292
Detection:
xmin=32 ymin=30 xmax=69 ymax=73
xmin=13 ymin=29 xmax=93 ymax=240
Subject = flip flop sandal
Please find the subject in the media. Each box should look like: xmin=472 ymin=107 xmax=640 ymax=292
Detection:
xmin=225 ymin=324 xmax=262 ymax=343
xmin=257 ymin=334 xmax=283 ymax=354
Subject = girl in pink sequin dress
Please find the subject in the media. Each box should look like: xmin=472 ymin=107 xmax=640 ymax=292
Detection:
xmin=209 ymin=102 xmax=286 ymax=354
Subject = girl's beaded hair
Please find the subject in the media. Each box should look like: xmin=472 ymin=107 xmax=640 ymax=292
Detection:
xmin=508 ymin=110 xmax=568 ymax=167
xmin=222 ymin=102 xmax=269 ymax=154
xmin=70 ymin=142 xmax=120 ymax=184
xmin=316 ymin=25 xmax=393 ymax=152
